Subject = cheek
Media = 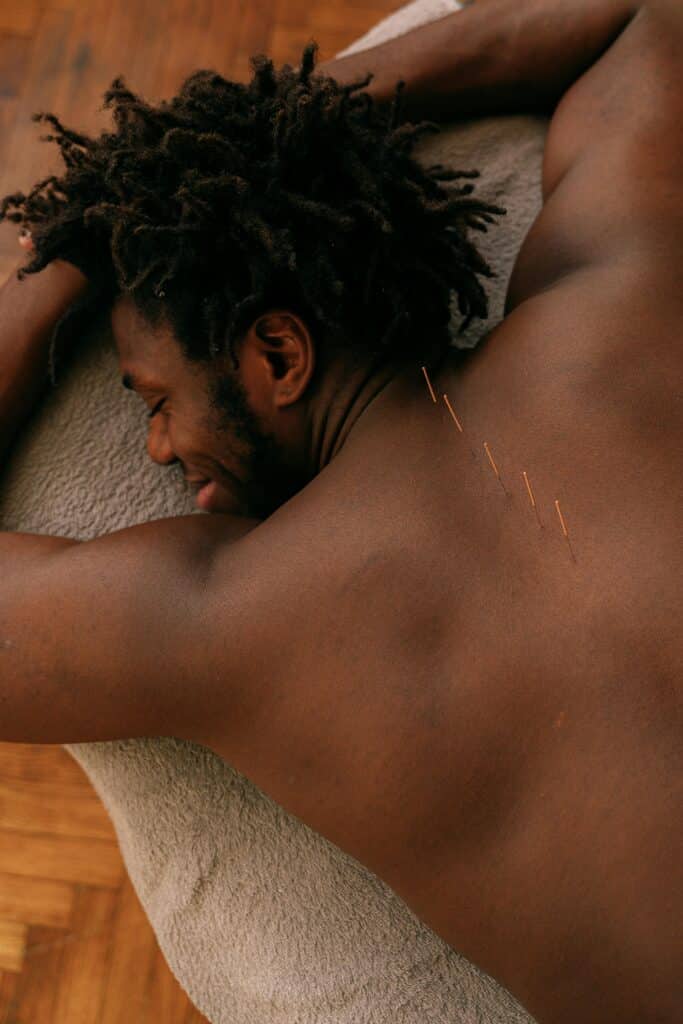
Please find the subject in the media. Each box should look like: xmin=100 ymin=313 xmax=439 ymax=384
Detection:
xmin=201 ymin=406 xmax=247 ymax=455
xmin=178 ymin=410 xmax=238 ymax=465
xmin=157 ymin=412 xmax=201 ymax=453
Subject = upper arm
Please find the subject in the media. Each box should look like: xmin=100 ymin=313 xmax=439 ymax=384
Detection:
xmin=0 ymin=497 xmax=399 ymax=871
xmin=0 ymin=514 xmax=259 ymax=745
xmin=508 ymin=2 xmax=682 ymax=308
xmin=543 ymin=2 xmax=682 ymax=202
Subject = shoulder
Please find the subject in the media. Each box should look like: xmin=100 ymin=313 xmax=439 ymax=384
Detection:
xmin=0 ymin=512 xmax=261 ymax=746
xmin=1 ymin=496 xmax=363 ymax=752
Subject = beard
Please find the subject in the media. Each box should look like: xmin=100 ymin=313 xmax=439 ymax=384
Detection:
xmin=207 ymin=367 xmax=304 ymax=520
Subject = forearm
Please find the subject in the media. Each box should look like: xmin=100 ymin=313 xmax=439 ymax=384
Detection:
xmin=0 ymin=260 xmax=88 ymax=462
xmin=319 ymin=0 xmax=643 ymax=120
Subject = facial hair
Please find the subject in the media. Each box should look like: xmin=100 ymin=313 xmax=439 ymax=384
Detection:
xmin=207 ymin=368 xmax=304 ymax=519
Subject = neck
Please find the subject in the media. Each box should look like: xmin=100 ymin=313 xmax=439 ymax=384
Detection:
xmin=306 ymin=349 xmax=421 ymax=475
xmin=305 ymin=345 xmax=463 ymax=483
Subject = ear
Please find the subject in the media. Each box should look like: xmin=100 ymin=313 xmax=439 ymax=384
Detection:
xmin=244 ymin=310 xmax=316 ymax=409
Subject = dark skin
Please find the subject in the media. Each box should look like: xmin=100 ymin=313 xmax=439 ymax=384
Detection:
xmin=1 ymin=1 xmax=682 ymax=1020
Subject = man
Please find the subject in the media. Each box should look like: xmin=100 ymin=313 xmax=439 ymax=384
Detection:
xmin=0 ymin=0 xmax=681 ymax=1020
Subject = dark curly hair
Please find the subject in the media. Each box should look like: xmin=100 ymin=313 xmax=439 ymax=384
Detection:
xmin=0 ymin=43 xmax=503 ymax=384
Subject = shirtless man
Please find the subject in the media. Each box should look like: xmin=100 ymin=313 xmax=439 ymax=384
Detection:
xmin=0 ymin=1 xmax=681 ymax=1020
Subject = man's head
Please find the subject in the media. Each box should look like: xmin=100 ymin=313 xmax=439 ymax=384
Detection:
xmin=113 ymin=296 xmax=322 ymax=517
xmin=1 ymin=44 xmax=502 ymax=516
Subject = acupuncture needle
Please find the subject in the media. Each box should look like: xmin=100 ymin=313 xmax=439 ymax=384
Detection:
xmin=421 ymin=365 xmax=438 ymax=404
xmin=522 ymin=470 xmax=544 ymax=528
xmin=483 ymin=441 xmax=509 ymax=497
xmin=554 ymin=499 xmax=576 ymax=562
xmin=443 ymin=393 xmax=477 ymax=459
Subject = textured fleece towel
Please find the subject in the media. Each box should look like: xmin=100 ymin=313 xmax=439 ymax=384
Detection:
xmin=0 ymin=1 xmax=548 ymax=1021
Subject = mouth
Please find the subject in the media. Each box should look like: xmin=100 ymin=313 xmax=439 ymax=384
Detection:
xmin=184 ymin=476 xmax=218 ymax=508
xmin=184 ymin=474 xmax=242 ymax=514
xmin=195 ymin=479 xmax=219 ymax=511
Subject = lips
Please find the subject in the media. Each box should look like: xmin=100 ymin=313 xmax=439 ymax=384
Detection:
xmin=195 ymin=480 xmax=219 ymax=511
xmin=183 ymin=474 xmax=214 ymax=504
xmin=185 ymin=467 xmax=245 ymax=513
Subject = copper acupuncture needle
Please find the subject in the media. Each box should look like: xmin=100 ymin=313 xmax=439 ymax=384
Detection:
xmin=442 ymin=393 xmax=463 ymax=431
xmin=443 ymin=393 xmax=477 ymax=459
xmin=554 ymin=499 xmax=576 ymax=563
xmin=421 ymin=365 xmax=437 ymax=404
xmin=483 ymin=441 xmax=509 ymax=497
xmin=522 ymin=470 xmax=544 ymax=528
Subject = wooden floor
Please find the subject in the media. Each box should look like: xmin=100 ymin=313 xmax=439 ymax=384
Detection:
xmin=0 ymin=743 xmax=211 ymax=1023
xmin=0 ymin=0 xmax=400 ymax=1020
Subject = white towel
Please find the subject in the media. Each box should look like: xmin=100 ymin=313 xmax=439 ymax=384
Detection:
xmin=0 ymin=2 xmax=547 ymax=1020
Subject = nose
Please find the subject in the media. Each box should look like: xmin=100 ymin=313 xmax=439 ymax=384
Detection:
xmin=146 ymin=413 xmax=177 ymax=466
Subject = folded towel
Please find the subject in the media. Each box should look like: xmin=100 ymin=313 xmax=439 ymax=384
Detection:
xmin=0 ymin=2 xmax=547 ymax=1020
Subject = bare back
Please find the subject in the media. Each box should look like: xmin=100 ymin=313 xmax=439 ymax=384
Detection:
xmin=1 ymin=6 xmax=683 ymax=1015
xmin=200 ymin=8 xmax=682 ymax=1021
xmin=3 ymin=6 xmax=678 ymax=1023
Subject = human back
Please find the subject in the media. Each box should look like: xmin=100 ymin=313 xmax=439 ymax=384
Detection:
xmin=350 ymin=283 xmax=683 ymax=1021
xmin=196 ymin=4 xmax=683 ymax=1014
xmin=333 ymin=11 xmax=683 ymax=1009
xmin=213 ymin=272 xmax=682 ymax=1020
xmin=0 ymin=1 xmax=681 ymax=1021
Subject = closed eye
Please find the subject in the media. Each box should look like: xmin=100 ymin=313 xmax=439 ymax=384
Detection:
xmin=148 ymin=398 xmax=166 ymax=419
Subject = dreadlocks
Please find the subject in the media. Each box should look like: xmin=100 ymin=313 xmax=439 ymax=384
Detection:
xmin=0 ymin=43 xmax=504 ymax=383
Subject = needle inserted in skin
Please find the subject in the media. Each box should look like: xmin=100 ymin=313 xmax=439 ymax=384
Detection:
xmin=442 ymin=394 xmax=463 ymax=432
xmin=522 ymin=470 xmax=543 ymax=528
xmin=421 ymin=365 xmax=437 ymax=403
xmin=554 ymin=499 xmax=576 ymax=562
xmin=443 ymin=393 xmax=477 ymax=459
xmin=483 ymin=442 xmax=509 ymax=496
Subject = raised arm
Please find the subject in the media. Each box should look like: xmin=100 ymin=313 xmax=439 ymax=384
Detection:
xmin=318 ymin=0 xmax=644 ymax=120
xmin=0 ymin=257 xmax=88 ymax=460
xmin=324 ymin=0 xmax=682 ymax=306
